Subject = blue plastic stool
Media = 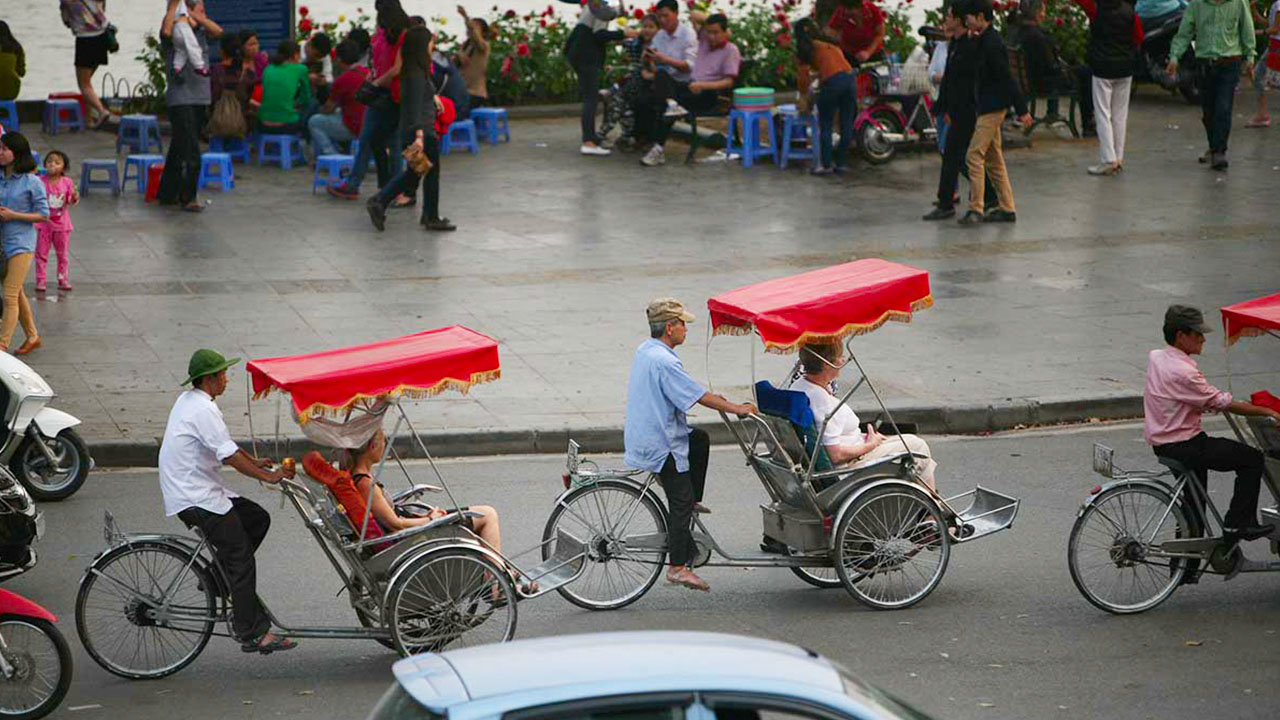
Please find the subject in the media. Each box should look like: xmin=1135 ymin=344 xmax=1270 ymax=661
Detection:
xmin=776 ymin=105 xmax=818 ymax=169
xmin=198 ymin=152 xmax=235 ymax=190
xmin=116 ymin=114 xmax=164 ymax=154
xmin=470 ymin=107 xmax=510 ymax=145
xmin=257 ymin=133 xmax=303 ymax=169
xmin=43 ymin=99 xmax=84 ymax=135
xmin=122 ymin=154 xmax=165 ymax=193
xmin=726 ymin=108 xmax=777 ymax=168
xmin=0 ymin=100 xmax=17 ymax=132
xmin=210 ymin=136 xmax=251 ymax=163
xmin=80 ymin=159 xmax=120 ymax=196
xmin=441 ymin=119 xmax=480 ymax=155
xmin=312 ymin=154 xmax=354 ymax=194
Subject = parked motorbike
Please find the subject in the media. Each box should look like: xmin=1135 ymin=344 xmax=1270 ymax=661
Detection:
xmin=0 ymin=355 xmax=91 ymax=501
xmin=0 ymin=467 xmax=71 ymax=719
xmin=1136 ymin=7 xmax=1200 ymax=104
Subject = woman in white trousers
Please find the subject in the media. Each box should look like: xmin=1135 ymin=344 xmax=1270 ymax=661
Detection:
xmin=1076 ymin=0 xmax=1143 ymax=176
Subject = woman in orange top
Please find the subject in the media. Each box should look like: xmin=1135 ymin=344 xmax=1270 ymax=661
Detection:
xmin=795 ymin=17 xmax=856 ymax=174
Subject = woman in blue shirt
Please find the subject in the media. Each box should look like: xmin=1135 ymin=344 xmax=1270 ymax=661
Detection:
xmin=0 ymin=132 xmax=47 ymax=355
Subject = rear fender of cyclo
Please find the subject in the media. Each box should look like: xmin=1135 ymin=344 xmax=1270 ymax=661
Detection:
xmin=382 ymin=537 xmax=511 ymax=594
xmin=0 ymin=588 xmax=57 ymax=622
xmin=550 ymin=477 xmax=670 ymax=520
xmin=1076 ymin=477 xmax=1189 ymax=519
xmin=84 ymin=535 xmax=230 ymax=602
xmin=827 ymin=476 xmax=940 ymax=551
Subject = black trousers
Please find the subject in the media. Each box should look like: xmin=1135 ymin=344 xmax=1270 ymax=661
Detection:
xmin=177 ymin=497 xmax=272 ymax=643
xmin=378 ymin=133 xmax=442 ymax=221
xmin=157 ymin=104 xmax=206 ymax=206
xmin=937 ymin=109 xmax=995 ymax=209
xmin=1153 ymin=432 xmax=1265 ymax=531
xmin=1076 ymin=65 xmax=1096 ymax=129
xmin=571 ymin=56 xmax=602 ymax=143
xmin=646 ymin=72 xmax=720 ymax=146
xmin=1199 ymin=60 xmax=1240 ymax=154
xmin=658 ymin=428 xmax=710 ymax=567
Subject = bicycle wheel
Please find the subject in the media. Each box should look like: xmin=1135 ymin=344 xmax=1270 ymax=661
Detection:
xmin=0 ymin=617 xmax=73 ymax=720
xmin=541 ymin=480 xmax=667 ymax=611
xmin=834 ymin=486 xmax=950 ymax=610
xmin=384 ymin=548 xmax=517 ymax=657
xmin=1068 ymin=485 xmax=1191 ymax=614
xmin=75 ymin=543 xmax=217 ymax=679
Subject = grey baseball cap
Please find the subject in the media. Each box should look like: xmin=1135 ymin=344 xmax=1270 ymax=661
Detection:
xmin=1164 ymin=305 xmax=1213 ymax=335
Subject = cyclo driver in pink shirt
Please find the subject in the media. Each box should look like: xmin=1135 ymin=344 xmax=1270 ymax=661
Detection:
xmin=1144 ymin=305 xmax=1280 ymax=568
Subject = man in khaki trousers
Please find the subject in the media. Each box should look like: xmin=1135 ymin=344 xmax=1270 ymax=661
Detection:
xmin=958 ymin=0 xmax=1033 ymax=226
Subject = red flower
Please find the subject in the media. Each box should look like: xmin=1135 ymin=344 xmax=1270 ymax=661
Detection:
xmin=299 ymin=6 xmax=309 ymax=17
xmin=501 ymin=55 xmax=513 ymax=75
xmin=517 ymin=42 xmax=531 ymax=57
xmin=542 ymin=7 xmax=552 ymax=16
xmin=777 ymin=32 xmax=792 ymax=47
xmin=686 ymin=0 xmax=696 ymax=8
xmin=1055 ymin=17 xmax=1065 ymax=25
xmin=299 ymin=18 xmax=314 ymax=32
xmin=505 ymin=9 xmax=516 ymax=18
xmin=547 ymin=3 xmax=555 ymax=14
xmin=634 ymin=8 xmax=645 ymax=18
xmin=540 ymin=18 xmax=547 ymax=27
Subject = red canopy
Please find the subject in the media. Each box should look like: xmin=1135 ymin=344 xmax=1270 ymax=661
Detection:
xmin=707 ymin=259 xmax=933 ymax=353
xmin=1222 ymin=292 xmax=1280 ymax=346
xmin=247 ymin=327 xmax=501 ymax=422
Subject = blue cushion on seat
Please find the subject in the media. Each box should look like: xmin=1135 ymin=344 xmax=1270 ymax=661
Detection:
xmin=755 ymin=381 xmax=832 ymax=473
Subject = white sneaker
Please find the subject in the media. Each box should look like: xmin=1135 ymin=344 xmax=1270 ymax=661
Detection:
xmin=641 ymin=145 xmax=666 ymax=166
xmin=1087 ymin=162 xmax=1117 ymax=176
xmin=665 ymin=100 xmax=688 ymax=118
xmin=580 ymin=143 xmax=612 ymax=156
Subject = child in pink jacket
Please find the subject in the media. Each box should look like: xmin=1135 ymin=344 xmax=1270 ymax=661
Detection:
xmin=36 ymin=150 xmax=77 ymax=292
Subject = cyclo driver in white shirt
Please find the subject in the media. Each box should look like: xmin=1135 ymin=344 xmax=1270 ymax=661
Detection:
xmin=158 ymin=349 xmax=298 ymax=655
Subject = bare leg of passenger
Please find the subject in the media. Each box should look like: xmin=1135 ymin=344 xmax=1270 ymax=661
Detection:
xmin=469 ymin=505 xmax=501 ymax=553
xmin=76 ymin=67 xmax=109 ymax=122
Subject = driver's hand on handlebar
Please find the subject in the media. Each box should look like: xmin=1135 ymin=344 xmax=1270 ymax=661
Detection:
xmin=737 ymin=402 xmax=758 ymax=418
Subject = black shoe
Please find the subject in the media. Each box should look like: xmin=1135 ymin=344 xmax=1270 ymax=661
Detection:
xmin=1198 ymin=150 xmax=1212 ymax=164
xmin=985 ymin=209 xmax=1017 ymax=223
xmin=759 ymin=536 xmax=789 ymax=554
xmin=1081 ymin=124 xmax=1097 ymax=138
xmin=422 ymin=217 xmax=457 ymax=232
xmin=366 ymin=198 xmax=386 ymax=232
xmin=1223 ymin=523 xmax=1275 ymax=542
xmin=922 ymin=206 xmax=956 ymax=221
xmin=1210 ymin=152 xmax=1229 ymax=170
xmin=958 ymin=210 xmax=985 ymax=226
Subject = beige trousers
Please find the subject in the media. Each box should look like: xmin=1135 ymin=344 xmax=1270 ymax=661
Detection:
xmin=857 ymin=433 xmax=937 ymax=490
xmin=966 ymin=110 xmax=1016 ymax=214
xmin=0 ymin=253 xmax=37 ymax=349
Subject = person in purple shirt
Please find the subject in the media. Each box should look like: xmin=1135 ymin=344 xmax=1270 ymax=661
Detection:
xmin=640 ymin=10 xmax=741 ymax=166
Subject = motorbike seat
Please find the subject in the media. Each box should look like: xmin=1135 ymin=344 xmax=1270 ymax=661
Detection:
xmin=1156 ymin=456 xmax=1193 ymax=476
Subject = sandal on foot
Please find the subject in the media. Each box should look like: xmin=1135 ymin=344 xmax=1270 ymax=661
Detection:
xmin=666 ymin=567 xmax=710 ymax=592
xmin=242 ymin=633 xmax=297 ymax=655
xmin=1246 ymin=118 xmax=1271 ymax=128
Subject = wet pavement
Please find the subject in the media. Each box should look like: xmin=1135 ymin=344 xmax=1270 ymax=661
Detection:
xmin=17 ymin=86 xmax=1280 ymax=452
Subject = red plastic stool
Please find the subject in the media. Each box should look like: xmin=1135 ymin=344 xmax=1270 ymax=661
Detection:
xmin=47 ymin=92 xmax=88 ymax=125
xmin=144 ymin=163 xmax=165 ymax=202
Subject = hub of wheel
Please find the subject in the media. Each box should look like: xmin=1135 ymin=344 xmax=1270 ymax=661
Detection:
xmin=0 ymin=652 xmax=33 ymax=684
xmin=124 ymin=598 xmax=157 ymax=627
xmin=1108 ymin=537 xmax=1144 ymax=566
xmin=590 ymin=535 xmax=613 ymax=561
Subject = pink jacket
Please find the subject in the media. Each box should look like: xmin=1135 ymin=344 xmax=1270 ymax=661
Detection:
xmin=40 ymin=175 xmax=76 ymax=232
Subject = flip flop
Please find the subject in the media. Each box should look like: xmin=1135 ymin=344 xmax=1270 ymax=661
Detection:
xmin=242 ymin=633 xmax=297 ymax=655
xmin=666 ymin=569 xmax=710 ymax=592
xmin=1245 ymin=119 xmax=1271 ymax=128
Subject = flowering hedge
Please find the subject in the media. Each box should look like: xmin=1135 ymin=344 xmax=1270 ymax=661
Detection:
xmin=295 ymin=1 xmax=920 ymax=106
xmin=923 ymin=0 xmax=1090 ymax=66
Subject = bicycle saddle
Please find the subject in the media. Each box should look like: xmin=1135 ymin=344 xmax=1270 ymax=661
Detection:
xmin=1156 ymin=456 xmax=1193 ymax=475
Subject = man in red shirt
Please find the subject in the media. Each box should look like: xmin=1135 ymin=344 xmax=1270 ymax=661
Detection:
xmin=1144 ymin=305 xmax=1280 ymax=554
xmin=307 ymin=39 xmax=368 ymax=157
xmin=828 ymin=0 xmax=886 ymax=64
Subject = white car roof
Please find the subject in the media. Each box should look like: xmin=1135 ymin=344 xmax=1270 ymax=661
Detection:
xmin=394 ymin=631 xmax=847 ymax=713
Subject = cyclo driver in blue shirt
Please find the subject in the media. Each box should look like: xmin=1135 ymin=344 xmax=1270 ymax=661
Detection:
xmin=624 ymin=298 xmax=756 ymax=592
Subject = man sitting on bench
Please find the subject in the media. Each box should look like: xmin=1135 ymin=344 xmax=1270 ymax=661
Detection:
xmin=790 ymin=341 xmax=937 ymax=490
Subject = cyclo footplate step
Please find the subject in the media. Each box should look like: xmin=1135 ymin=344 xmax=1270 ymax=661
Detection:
xmin=945 ymin=486 xmax=1020 ymax=543
xmin=534 ymin=529 xmax=589 ymax=593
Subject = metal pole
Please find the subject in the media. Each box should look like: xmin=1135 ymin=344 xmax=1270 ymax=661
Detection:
xmin=246 ymin=374 xmax=259 ymax=459
xmin=396 ymin=403 xmax=465 ymax=513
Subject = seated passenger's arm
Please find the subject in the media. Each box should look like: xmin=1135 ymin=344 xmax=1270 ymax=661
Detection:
xmin=824 ymin=435 xmax=884 ymax=465
xmin=356 ymin=478 xmax=416 ymax=532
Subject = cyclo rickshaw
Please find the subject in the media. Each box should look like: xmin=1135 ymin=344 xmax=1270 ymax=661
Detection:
xmin=1069 ymin=292 xmax=1280 ymax=613
xmin=73 ymin=327 xmax=588 ymax=679
xmin=542 ymin=260 xmax=1021 ymax=611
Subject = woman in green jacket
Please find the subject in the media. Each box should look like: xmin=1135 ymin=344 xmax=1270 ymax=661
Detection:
xmin=0 ymin=22 xmax=24 ymax=101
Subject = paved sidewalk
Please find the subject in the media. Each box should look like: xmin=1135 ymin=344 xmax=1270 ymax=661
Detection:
xmin=19 ymin=87 xmax=1280 ymax=462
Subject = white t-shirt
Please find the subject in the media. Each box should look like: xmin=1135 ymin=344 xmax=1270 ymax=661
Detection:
xmin=651 ymin=22 xmax=699 ymax=82
xmin=792 ymin=377 xmax=866 ymax=448
xmin=158 ymin=389 xmax=241 ymax=516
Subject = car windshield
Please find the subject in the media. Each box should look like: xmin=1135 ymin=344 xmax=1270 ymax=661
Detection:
xmin=369 ymin=685 xmax=446 ymax=720
xmin=837 ymin=667 xmax=936 ymax=720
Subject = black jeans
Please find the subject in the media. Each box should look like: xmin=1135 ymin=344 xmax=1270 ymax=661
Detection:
xmin=1076 ymin=65 xmax=1096 ymax=129
xmin=177 ymin=497 xmax=272 ymax=643
xmin=1199 ymin=59 xmax=1240 ymax=153
xmin=658 ymin=428 xmax=710 ymax=567
xmin=157 ymin=104 xmax=206 ymax=206
xmin=816 ymin=71 xmax=857 ymax=168
xmin=572 ymin=57 xmax=602 ymax=143
xmin=375 ymin=133 xmax=442 ymax=221
xmin=936 ymin=109 xmax=996 ymax=209
xmin=646 ymin=71 xmax=722 ymax=146
xmin=1153 ymin=432 xmax=1266 ymax=531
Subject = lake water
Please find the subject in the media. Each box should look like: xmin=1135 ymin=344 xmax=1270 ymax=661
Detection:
xmin=7 ymin=0 xmax=934 ymax=98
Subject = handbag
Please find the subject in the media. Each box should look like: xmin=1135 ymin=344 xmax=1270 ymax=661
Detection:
xmin=355 ymin=80 xmax=391 ymax=106
xmin=205 ymin=93 xmax=247 ymax=139
xmin=402 ymin=142 xmax=433 ymax=175
xmin=104 ymin=23 xmax=119 ymax=54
